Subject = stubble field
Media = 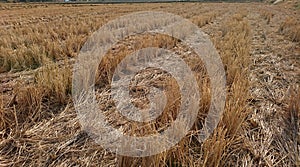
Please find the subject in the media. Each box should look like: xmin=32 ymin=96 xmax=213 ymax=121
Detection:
xmin=0 ymin=1 xmax=299 ymax=166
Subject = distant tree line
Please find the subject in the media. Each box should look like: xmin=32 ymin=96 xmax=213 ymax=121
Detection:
xmin=0 ymin=0 xmax=57 ymax=1
xmin=3 ymin=0 xmax=61 ymax=2
xmin=1 ymin=0 xmax=263 ymax=3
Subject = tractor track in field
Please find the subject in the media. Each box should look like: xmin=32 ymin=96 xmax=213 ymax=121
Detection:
xmin=246 ymin=6 xmax=300 ymax=165
xmin=200 ymin=4 xmax=300 ymax=165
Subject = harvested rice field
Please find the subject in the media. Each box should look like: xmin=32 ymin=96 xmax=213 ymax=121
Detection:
xmin=0 ymin=1 xmax=299 ymax=166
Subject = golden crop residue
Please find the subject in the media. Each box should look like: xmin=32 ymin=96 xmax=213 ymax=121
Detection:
xmin=0 ymin=2 xmax=299 ymax=167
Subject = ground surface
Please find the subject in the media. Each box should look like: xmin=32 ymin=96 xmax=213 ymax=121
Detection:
xmin=0 ymin=1 xmax=299 ymax=166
